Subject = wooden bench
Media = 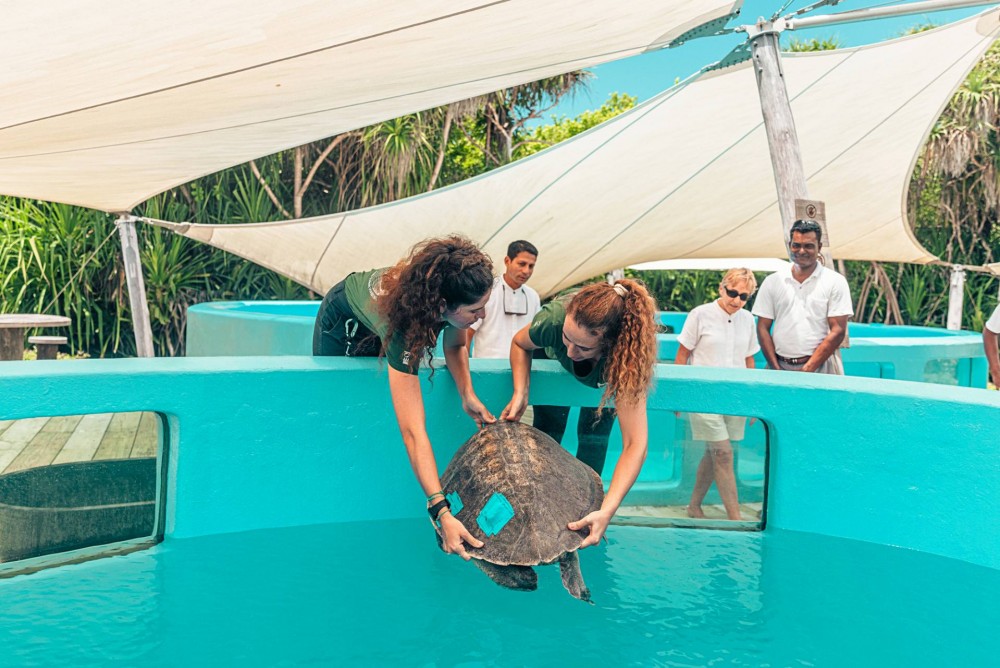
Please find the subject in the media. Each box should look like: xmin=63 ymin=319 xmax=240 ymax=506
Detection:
xmin=28 ymin=335 xmax=67 ymax=360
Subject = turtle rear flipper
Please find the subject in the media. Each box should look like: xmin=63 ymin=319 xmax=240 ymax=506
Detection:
xmin=472 ymin=559 xmax=537 ymax=592
xmin=559 ymin=552 xmax=592 ymax=604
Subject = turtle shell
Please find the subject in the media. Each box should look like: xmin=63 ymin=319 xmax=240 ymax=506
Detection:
xmin=440 ymin=421 xmax=604 ymax=566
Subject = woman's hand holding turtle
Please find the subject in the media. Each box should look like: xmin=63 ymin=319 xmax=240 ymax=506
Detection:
xmin=499 ymin=392 xmax=528 ymax=422
xmin=438 ymin=511 xmax=484 ymax=561
xmin=568 ymin=509 xmax=614 ymax=548
xmin=462 ymin=394 xmax=496 ymax=428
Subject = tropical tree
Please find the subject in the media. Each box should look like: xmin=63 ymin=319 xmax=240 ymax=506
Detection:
xmin=453 ymin=72 xmax=593 ymax=165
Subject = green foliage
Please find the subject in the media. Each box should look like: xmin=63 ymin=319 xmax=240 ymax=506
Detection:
xmin=517 ymin=94 xmax=637 ymax=158
xmin=0 ymin=199 xmax=128 ymax=357
xmin=893 ymin=36 xmax=1000 ymax=327
xmin=901 ymin=24 xmax=938 ymax=36
xmin=440 ymin=134 xmax=490 ymax=184
xmin=625 ymin=269 xmax=722 ymax=312
xmin=895 ymin=266 xmax=933 ymax=325
xmin=621 ymin=268 xmax=773 ymax=315
xmin=784 ymin=36 xmax=842 ymax=52
xmin=0 ymin=194 xmax=312 ymax=357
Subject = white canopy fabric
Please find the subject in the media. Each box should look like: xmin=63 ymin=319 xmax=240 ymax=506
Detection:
xmin=149 ymin=10 xmax=1000 ymax=297
xmin=0 ymin=0 xmax=740 ymax=212
xmin=629 ymin=258 xmax=792 ymax=273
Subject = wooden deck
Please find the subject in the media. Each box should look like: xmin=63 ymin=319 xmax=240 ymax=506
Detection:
xmin=0 ymin=412 xmax=159 ymax=475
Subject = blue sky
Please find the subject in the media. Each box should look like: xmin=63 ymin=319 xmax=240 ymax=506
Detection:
xmin=548 ymin=0 xmax=989 ymax=120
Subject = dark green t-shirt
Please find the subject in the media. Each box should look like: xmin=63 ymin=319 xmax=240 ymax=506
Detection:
xmin=344 ymin=268 xmax=446 ymax=374
xmin=528 ymin=301 xmax=607 ymax=389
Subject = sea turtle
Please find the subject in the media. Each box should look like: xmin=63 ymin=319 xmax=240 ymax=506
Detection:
xmin=435 ymin=421 xmax=604 ymax=602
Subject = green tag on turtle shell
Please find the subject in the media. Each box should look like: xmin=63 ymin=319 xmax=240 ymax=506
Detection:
xmin=477 ymin=492 xmax=515 ymax=536
xmin=446 ymin=491 xmax=463 ymax=516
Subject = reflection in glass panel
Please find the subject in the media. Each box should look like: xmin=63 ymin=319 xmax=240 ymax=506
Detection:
xmin=535 ymin=407 xmax=767 ymax=530
xmin=0 ymin=412 xmax=163 ymax=566
xmin=924 ymin=358 xmax=960 ymax=386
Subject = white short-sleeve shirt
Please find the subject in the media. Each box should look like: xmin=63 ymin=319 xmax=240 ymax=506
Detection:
xmin=677 ymin=301 xmax=759 ymax=368
xmin=751 ymin=265 xmax=853 ymax=358
xmin=986 ymin=303 xmax=1000 ymax=334
xmin=470 ymin=276 xmax=541 ymax=359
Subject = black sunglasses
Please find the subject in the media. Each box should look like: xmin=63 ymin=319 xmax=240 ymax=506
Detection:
xmin=725 ymin=287 xmax=751 ymax=301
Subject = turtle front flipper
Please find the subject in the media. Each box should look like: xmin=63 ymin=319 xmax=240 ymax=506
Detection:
xmin=472 ymin=558 xmax=537 ymax=592
xmin=559 ymin=552 xmax=593 ymax=604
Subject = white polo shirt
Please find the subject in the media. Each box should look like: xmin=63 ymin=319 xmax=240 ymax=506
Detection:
xmin=986 ymin=304 xmax=1000 ymax=334
xmin=677 ymin=301 xmax=759 ymax=368
xmin=752 ymin=264 xmax=853 ymax=358
xmin=470 ymin=276 xmax=541 ymax=359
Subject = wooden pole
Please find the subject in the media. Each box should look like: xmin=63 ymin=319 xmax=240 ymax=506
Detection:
xmin=747 ymin=19 xmax=849 ymax=347
xmin=748 ymin=20 xmax=834 ymax=267
xmin=946 ymin=265 xmax=965 ymax=330
xmin=116 ymin=214 xmax=155 ymax=357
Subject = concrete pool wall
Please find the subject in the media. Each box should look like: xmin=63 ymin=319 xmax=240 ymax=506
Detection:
xmin=0 ymin=356 xmax=997 ymax=571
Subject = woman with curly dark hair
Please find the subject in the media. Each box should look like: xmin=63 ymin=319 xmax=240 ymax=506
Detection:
xmin=313 ymin=235 xmax=495 ymax=560
xmin=501 ymin=278 xmax=659 ymax=546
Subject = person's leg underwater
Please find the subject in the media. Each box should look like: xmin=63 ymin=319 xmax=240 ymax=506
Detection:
xmin=532 ymin=405 xmax=570 ymax=445
xmin=687 ymin=447 xmax=715 ymax=519
xmin=708 ymin=439 xmax=741 ymax=520
xmin=575 ymin=407 xmax=615 ymax=475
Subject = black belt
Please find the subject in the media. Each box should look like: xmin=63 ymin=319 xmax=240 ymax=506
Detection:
xmin=777 ymin=354 xmax=811 ymax=365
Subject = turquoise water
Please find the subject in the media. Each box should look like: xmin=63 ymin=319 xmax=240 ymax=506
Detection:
xmin=1 ymin=519 xmax=997 ymax=667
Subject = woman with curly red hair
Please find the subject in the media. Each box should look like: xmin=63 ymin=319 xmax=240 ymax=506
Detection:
xmin=313 ymin=235 xmax=495 ymax=560
xmin=501 ymin=278 xmax=659 ymax=546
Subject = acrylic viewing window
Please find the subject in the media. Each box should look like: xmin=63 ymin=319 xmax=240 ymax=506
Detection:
xmin=0 ymin=411 xmax=166 ymax=575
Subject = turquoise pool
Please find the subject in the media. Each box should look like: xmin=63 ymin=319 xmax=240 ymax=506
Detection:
xmin=2 ymin=519 xmax=997 ymax=666
xmin=0 ymin=355 xmax=997 ymax=666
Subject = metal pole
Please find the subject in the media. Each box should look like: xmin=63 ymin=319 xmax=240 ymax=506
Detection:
xmin=946 ymin=264 xmax=966 ymax=330
xmin=785 ymin=0 xmax=999 ymax=31
xmin=115 ymin=214 xmax=155 ymax=357
xmin=747 ymin=20 xmax=835 ymax=266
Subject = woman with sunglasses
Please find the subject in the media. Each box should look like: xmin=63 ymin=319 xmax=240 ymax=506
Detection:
xmin=500 ymin=279 xmax=659 ymax=547
xmin=313 ymin=235 xmax=496 ymax=561
xmin=674 ymin=268 xmax=759 ymax=521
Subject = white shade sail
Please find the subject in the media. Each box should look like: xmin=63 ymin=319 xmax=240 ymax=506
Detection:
xmin=0 ymin=0 xmax=740 ymax=212
xmin=629 ymin=258 xmax=792 ymax=273
xmin=150 ymin=10 xmax=1000 ymax=297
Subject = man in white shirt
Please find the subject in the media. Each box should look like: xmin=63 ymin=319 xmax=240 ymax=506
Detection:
xmin=752 ymin=219 xmax=854 ymax=374
xmin=983 ymin=303 xmax=1000 ymax=388
xmin=469 ymin=240 xmax=540 ymax=358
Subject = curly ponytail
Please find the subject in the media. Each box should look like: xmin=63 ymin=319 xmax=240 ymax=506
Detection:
xmin=567 ymin=278 xmax=659 ymax=410
xmin=378 ymin=235 xmax=493 ymax=371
